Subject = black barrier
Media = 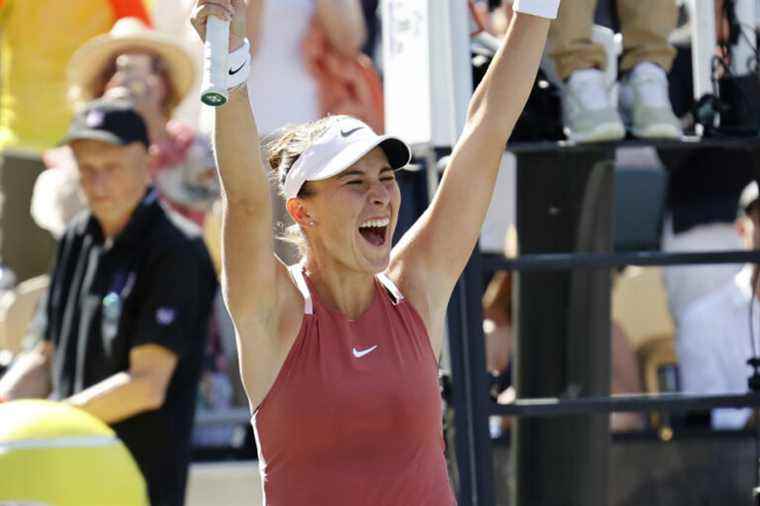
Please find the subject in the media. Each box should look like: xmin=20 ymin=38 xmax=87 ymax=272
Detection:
xmin=444 ymin=138 xmax=760 ymax=506
xmin=492 ymin=392 xmax=760 ymax=417
xmin=508 ymin=136 xmax=760 ymax=154
xmin=485 ymin=250 xmax=760 ymax=272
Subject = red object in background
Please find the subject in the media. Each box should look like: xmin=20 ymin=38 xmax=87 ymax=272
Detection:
xmin=108 ymin=0 xmax=152 ymax=26
xmin=302 ymin=17 xmax=385 ymax=134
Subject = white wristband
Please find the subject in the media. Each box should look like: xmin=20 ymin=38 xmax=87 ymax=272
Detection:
xmin=227 ymin=38 xmax=251 ymax=90
xmin=512 ymin=0 xmax=560 ymax=20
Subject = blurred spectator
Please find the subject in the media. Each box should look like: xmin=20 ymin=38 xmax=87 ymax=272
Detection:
xmin=66 ymin=19 xmax=240 ymax=432
xmin=547 ymin=0 xmax=682 ymax=142
xmin=658 ymin=6 xmax=754 ymax=321
xmin=33 ymin=116 xmax=242 ymax=442
xmin=0 ymin=100 xmax=217 ymax=506
xmin=47 ymin=17 xmax=219 ymax=225
xmin=247 ymin=0 xmax=371 ymax=134
xmin=0 ymin=0 xmax=150 ymax=151
xmin=677 ymin=180 xmax=760 ymax=430
xmin=303 ymin=15 xmax=384 ymax=133
xmin=0 ymin=1 xmax=149 ymax=283
xmin=660 ymin=149 xmax=752 ymax=321
xmin=481 ymin=270 xmax=644 ymax=435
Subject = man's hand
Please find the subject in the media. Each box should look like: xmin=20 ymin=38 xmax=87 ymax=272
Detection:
xmin=66 ymin=344 xmax=178 ymax=425
xmin=191 ymin=0 xmax=248 ymax=52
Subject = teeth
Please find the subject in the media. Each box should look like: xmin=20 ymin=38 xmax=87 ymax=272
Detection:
xmin=360 ymin=218 xmax=390 ymax=229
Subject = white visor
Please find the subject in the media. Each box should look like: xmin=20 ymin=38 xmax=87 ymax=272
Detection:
xmin=282 ymin=117 xmax=412 ymax=200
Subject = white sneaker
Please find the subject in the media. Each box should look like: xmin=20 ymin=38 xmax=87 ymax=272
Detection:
xmin=619 ymin=62 xmax=683 ymax=139
xmin=561 ymin=68 xmax=626 ymax=143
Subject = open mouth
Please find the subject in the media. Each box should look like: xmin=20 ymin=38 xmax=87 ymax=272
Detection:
xmin=358 ymin=218 xmax=390 ymax=247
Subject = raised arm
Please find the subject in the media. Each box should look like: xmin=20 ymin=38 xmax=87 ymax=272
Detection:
xmin=390 ymin=4 xmax=556 ymax=341
xmin=191 ymin=0 xmax=286 ymax=324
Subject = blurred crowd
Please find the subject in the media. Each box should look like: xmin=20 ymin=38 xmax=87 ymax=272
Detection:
xmin=0 ymin=0 xmax=758 ymax=503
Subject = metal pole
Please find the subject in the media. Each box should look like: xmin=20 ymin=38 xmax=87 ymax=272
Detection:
xmin=492 ymin=392 xmax=760 ymax=416
xmin=447 ymin=245 xmax=496 ymax=506
xmin=689 ymin=0 xmax=718 ymax=102
xmin=513 ymin=149 xmax=615 ymax=506
xmin=484 ymin=250 xmax=760 ymax=271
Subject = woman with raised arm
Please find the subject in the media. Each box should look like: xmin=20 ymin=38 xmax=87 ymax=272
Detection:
xmin=191 ymin=0 xmax=558 ymax=503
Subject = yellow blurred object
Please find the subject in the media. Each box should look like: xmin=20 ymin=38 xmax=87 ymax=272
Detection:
xmin=0 ymin=0 xmax=116 ymax=152
xmin=0 ymin=400 xmax=148 ymax=506
xmin=612 ymin=267 xmax=675 ymax=349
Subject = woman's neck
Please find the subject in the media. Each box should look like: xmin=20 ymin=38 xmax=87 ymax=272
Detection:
xmin=304 ymin=258 xmax=377 ymax=320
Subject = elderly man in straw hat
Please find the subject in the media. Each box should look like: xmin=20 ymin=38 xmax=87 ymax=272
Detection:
xmin=40 ymin=17 xmax=219 ymax=227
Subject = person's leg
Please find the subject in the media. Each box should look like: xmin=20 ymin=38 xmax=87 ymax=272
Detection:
xmin=618 ymin=0 xmax=678 ymax=73
xmin=550 ymin=0 xmax=625 ymax=143
xmin=548 ymin=0 xmax=606 ymax=80
xmin=617 ymin=0 xmax=681 ymax=138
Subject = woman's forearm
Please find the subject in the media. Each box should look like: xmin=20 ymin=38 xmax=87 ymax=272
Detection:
xmin=214 ymin=86 xmax=270 ymax=210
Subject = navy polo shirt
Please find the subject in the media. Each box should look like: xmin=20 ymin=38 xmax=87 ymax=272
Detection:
xmin=43 ymin=188 xmax=217 ymax=506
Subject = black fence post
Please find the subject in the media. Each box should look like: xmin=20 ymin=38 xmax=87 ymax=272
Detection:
xmin=512 ymin=149 xmax=615 ymax=506
xmin=447 ymin=242 xmax=496 ymax=506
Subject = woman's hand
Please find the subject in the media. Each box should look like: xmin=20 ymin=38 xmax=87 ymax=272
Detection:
xmin=190 ymin=0 xmax=248 ymax=51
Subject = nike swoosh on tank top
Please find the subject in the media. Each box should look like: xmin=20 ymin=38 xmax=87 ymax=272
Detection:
xmin=251 ymin=265 xmax=456 ymax=505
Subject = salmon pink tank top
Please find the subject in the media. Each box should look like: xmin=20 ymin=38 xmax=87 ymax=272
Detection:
xmin=251 ymin=265 xmax=456 ymax=505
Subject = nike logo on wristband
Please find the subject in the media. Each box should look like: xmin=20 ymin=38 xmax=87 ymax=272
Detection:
xmin=229 ymin=62 xmax=246 ymax=75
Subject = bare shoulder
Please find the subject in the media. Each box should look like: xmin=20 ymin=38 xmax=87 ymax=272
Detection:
xmin=386 ymin=246 xmax=449 ymax=356
xmin=232 ymin=258 xmax=305 ymax=343
xmin=232 ymin=258 xmax=307 ymax=409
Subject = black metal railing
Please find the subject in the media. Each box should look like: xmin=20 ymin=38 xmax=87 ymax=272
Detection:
xmin=445 ymin=136 xmax=760 ymax=506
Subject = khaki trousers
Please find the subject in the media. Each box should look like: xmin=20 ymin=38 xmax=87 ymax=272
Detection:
xmin=548 ymin=0 xmax=678 ymax=80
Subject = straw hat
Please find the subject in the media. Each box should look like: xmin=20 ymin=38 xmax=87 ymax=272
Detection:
xmin=68 ymin=17 xmax=196 ymax=114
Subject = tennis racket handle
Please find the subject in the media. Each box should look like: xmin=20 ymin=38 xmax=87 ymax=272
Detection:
xmin=200 ymin=16 xmax=230 ymax=106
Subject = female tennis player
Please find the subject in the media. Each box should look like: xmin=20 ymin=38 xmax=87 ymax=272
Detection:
xmin=191 ymin=1 xmax=558 ymax=503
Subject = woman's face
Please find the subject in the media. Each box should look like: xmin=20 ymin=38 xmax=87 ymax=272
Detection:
xmin=298 ymin=147 xmax=401 ymax=274
xmin=102 ymin=52 xmax=168 ymax=115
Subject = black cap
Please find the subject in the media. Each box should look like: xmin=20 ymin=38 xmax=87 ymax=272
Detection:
xmin=60 ymin=99 xmax=150 ymax=148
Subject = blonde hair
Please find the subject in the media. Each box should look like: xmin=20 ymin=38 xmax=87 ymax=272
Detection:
xmin=263 ymin=115 xmax=350 ymax=260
